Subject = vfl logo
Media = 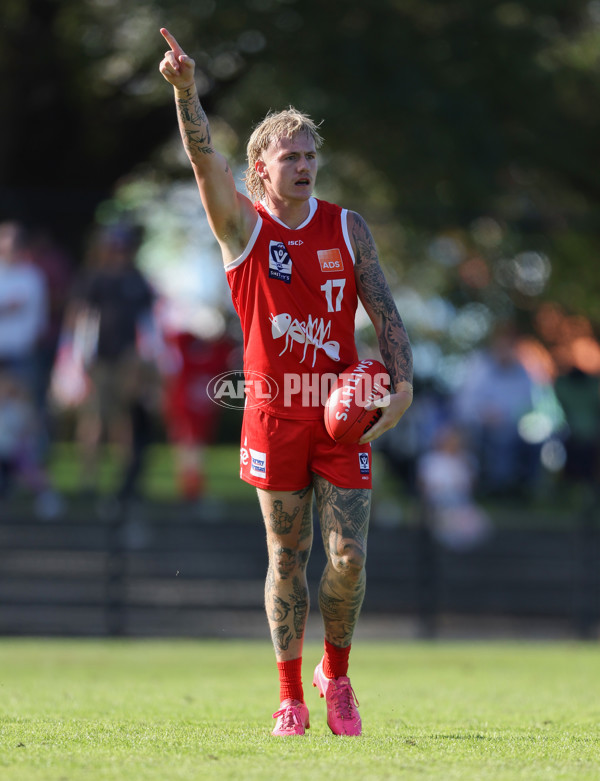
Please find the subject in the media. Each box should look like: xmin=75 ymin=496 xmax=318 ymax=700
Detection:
xmin=318 ymin=249 xmax=344 ymax=272
xmin=358 ymin=452 xmax=370 ymax=476
xmin=269 ymin=241 xmax=293 ymax=283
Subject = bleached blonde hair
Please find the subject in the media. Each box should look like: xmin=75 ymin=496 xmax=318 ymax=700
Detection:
xmin=244 ymin=107 xmax=324 ymax=202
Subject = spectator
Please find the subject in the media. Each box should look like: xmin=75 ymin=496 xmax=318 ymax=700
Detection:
xmin=554 ymin=367 xmax=600 ymax=487
xmin=159 ymin=300 xmax=236 ymax=503
xmin=417 ymin=424 xmax=491 ymax=551
xmin=453 ymin=323 xmax=537 ymax=499
xmin=376 ymin=379 xmax=452 ymax=499
xmin=66 ymin=224 xmax=159 ymax=513
xmin=0 ymin=221 xmax=48 ymax=397
xmin=0 ymin=370 xmax=62 ymax=518
xmin=27 ymin=228 xmax=74 ymax=411
xmin=0 ymin=221 xmax=63 ymax=517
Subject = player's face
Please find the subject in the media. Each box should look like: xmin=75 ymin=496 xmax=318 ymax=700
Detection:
xmin=259 ymin=133 xmax=318 ymax=203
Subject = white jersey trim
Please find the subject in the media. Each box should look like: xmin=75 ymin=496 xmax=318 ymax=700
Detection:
xmin=260 ymin=197 xmax=318 ymax=230
xmin=225 ymin=216 xmax=263 ymax=272
xmin=341 ymin=208 xmax=356 ymax=265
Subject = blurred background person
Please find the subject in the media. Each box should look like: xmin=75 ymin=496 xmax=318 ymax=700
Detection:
xmin=0 ymin=220 xmax=63 ymax=518
xmin=554 ymin=366 xmax=600 ymax=499
xmin=66 ymin=224 xmax=160 ymax=515
xmin=158 ymin=299 xmax=236 ymax=505
xmin=453 ymin=323 xmax=538 ymax=501
xmin=27 ymin=228 xmax=74 ymax=424
xmin=417 ymin=423 xmax=491 ymax=551
xmin=0 ymin=221 xmax=48 ymax=403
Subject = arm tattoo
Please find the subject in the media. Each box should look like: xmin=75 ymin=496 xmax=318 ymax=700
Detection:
xmin=352 ymin=213 xmax=413 ymax=388
xmin=175 ymin=92 xmax=214 ymax=159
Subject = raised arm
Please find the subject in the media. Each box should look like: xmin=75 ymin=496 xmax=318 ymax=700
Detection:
xmin=349 ymin=211 xmax=414 ymax=443
xmin=158 ymin=28 xmax=256 ymax=262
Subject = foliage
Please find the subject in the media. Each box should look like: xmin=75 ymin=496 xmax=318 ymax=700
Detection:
xmin=1 ymin=0 xmax=600 ymax=327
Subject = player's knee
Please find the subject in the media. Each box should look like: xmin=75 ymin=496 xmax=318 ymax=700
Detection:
xmin=330 ymin=547 xmax=366 ymax=582
xmin=271 ymin=543 xmax=310 ymax=578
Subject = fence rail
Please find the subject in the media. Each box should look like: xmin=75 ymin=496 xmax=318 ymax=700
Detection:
xmin=0 ymin=505 xmax=598 ymax=639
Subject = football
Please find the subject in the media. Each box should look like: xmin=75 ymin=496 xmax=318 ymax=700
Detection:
xmin=324 ymin=359 xmax=390 ymax=444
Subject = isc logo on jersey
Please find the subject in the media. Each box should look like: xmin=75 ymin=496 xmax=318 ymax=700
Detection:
xmin=269 ymin=241 xmax=293 ymax=283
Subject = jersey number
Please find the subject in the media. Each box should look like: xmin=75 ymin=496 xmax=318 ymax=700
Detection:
xmin=321 ymin=279 xmax=346 ymax=312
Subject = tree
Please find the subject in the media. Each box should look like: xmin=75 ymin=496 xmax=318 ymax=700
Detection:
xmin=1 ymin=0 xmax=599 ymax=324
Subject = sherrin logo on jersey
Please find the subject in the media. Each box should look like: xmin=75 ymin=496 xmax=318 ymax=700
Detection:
xmin=318 ymin=248 xmax=344 ymax=272
xmin=269 ymin=241 xmax=293 ymax=283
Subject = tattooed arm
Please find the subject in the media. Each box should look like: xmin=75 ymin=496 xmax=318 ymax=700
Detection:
xmin=350 ymin=211 xmax=413 ymax=443
xmin=158 ymin=28 xmax=257 ymax=263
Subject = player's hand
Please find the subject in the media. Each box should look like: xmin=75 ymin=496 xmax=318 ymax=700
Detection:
xmin=358 ymin=385 xmax=413 ymax=445
xmin=159 ymin=28 xmax=196 ymax=90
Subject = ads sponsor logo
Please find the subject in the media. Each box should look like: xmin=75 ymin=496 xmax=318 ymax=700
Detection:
xmin=207 ymin=370 xmax=279 ymax=410
xmin=268 ymin=241 xmax=293 ymax=283
xmin=318 ymin=248 xmax=344 ymax=272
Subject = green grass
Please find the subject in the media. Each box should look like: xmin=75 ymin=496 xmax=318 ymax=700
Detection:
xmin=47 ymin=442 xmax=257 ymax=504
xmin=0 ymin=640 xmax=599 ymax=780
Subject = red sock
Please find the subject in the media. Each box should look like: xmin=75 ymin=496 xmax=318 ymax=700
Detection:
xmin=323 ymin=640 xmax=351 ymax=679
xmin=277 ymin=657 xmax=304 ymax=702
xmin=179 ymin=469 xmax=204 ymax=501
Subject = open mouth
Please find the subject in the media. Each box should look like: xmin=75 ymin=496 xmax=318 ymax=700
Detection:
xmin=295 ymin=178 xmax=311 ymax=186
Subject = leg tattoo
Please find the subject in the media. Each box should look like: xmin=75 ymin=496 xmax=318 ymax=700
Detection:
xmin=313 ymin=475 xmax=371 ymax=648
xmin=258 ymin=488 xmax=314 ymax=660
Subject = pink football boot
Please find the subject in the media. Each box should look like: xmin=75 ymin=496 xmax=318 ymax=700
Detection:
xmin=313 ymin=659 xmax=362 ymax=736
xmin=272 ymin=698 xmax=310 ymax=736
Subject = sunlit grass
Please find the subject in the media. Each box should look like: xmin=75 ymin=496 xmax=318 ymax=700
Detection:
xmin=0 ymin=639 xmax=599 ymax=780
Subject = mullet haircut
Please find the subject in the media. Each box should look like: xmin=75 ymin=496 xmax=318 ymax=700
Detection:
xmin=244 ymin=106 xmax=324 ymax=202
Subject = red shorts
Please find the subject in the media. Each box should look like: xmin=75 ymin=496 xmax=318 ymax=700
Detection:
xmin=240 ymin=407 xmax=373 ymax=491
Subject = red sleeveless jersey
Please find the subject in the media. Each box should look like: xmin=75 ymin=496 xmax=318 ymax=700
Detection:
xmin=226 ymin=197 xmax=359 ymax=419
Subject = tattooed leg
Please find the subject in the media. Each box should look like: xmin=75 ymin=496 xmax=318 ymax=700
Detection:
xmin=257 ymin=486 xmax=314 ymax=661
xmin=313 ymin=474 xmax=371 ymax=648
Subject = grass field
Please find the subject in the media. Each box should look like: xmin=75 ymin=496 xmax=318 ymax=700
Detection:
xmin=0 ymin=639 xmax=598 ymax=780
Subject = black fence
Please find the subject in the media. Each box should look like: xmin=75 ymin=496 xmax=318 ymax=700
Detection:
xmin=0 ymin=504 xmax=598 ymax=639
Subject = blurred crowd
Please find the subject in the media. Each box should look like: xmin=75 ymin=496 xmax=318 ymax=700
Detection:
xmin=377 ymin=322 xmax=600 ymax=550
xmin=1 ymin=218 xmax=599 ymax=533
xmin=0 ymin=219 xmax=236 ymax=520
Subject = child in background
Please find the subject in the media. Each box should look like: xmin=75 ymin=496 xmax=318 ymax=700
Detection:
xmin=417 ymin=425 xmax=491 ymax=551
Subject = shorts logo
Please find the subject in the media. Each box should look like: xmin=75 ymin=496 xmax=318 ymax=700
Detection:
xmin=240 ymin=447 xmax=249 ymax=467
xmin=269 ymin=241 xmax=293 ymax=283
xmin=318 ymin=248 xmax=344 ymax=272
xmin=250 ymin=448 xmax=267 ymax=479
xmin=358 ymin=452 xmax=370 ymax=475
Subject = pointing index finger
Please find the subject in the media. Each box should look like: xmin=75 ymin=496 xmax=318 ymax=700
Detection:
xmin=160 ymin=28 xmax=185 ymax=59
